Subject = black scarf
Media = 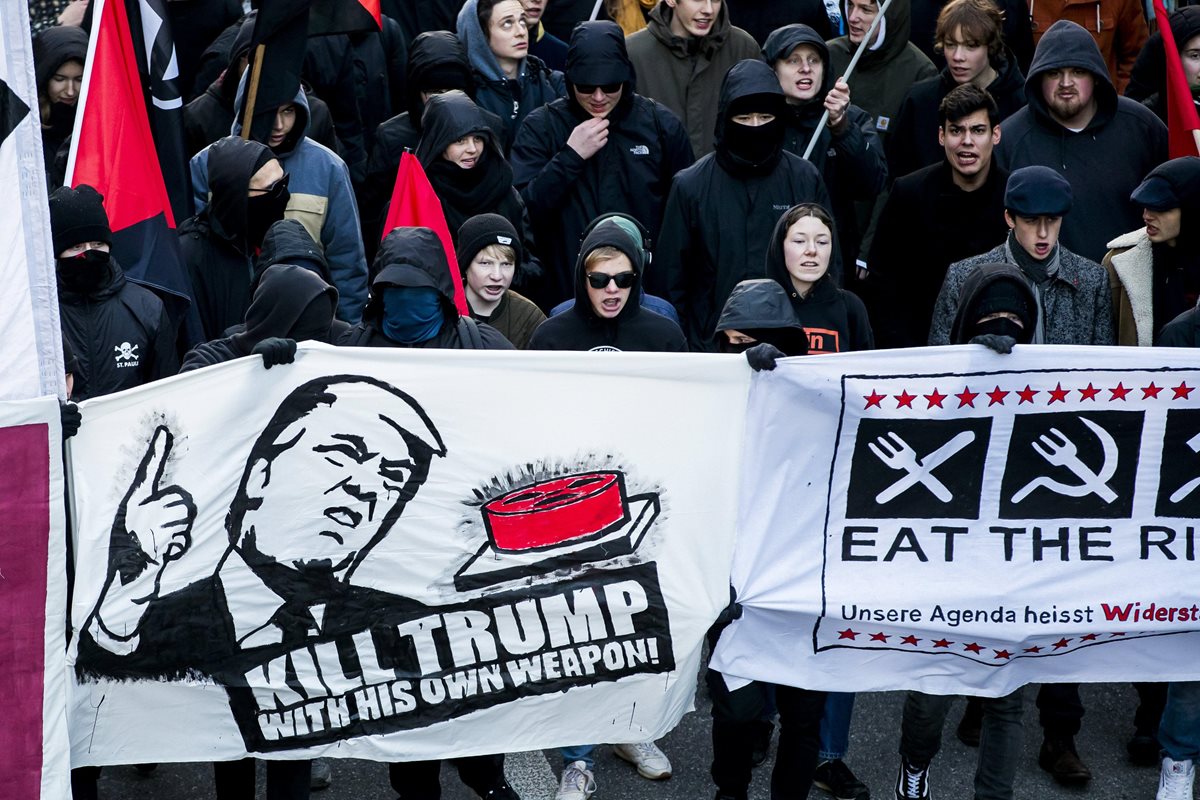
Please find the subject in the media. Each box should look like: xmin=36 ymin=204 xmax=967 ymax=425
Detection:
xmin=426 ymin=150 xmax=513 ymax=231
xmin=716 ymin=118 xmax=785 ymax=177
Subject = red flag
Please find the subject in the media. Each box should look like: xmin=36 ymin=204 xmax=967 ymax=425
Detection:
xmin=382 ymin=152 xmax=469 ymax=315
xmin=66 ymin=0 xmax=200 ymax=344
xmin=1153 ymin=0 xmax=1200 ymax=158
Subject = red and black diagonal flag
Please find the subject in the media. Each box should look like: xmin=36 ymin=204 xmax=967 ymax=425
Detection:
xmin=66 ymin=0 xmax=201 ymax=347
xmin=125 ymin=0 xmax=193 ymax=224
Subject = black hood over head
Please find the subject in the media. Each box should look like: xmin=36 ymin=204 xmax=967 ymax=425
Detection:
xmin=405 ymin=31 xmax=476 ymax=126
xmin=842 ymin=0 xmax=915 ymax=67
xmin=217 ymin=14 xmax=257 ymax=103
xmin=950 ymin=262 xmax=1038 ymax=344
xmin=765 ymin=204 xmax=842 ymax=289
xmin=206 ymin=135 xmax=276 ymax=243
xmin=713 ymin=278 xmax=809 ymax=354
xmin=232 ymin=264 xmax=338 ymax=352
xmin=415 ymin=92 xmax=502 ymax=166
xmin=571 ymin=219 xmax=645 ymax=324
xmin=1024 ymin=20 xmax=1118 ymax=130
xmin=565 ymin=21 xmax=636 ymax=119
xmin=34 ymin=26 xmax=88 ymax=96
xmin=762 ymin=24 xmax=834 ymax=109
xmin=714 ymin=60 xmax=788 ymax=175
xmin=254 ymin=218 xmax=331 ymax=284
xmin=366 ymin=227 xmax=457 ymax=320
xmin=1137 ymin=156 xmax=1200 ymax=250
xmin=1127 ymin=7 xmax=1200 ymax=103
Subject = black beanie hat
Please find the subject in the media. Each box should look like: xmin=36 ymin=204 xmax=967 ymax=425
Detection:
xmin=456 ymin=214 xmax=522 ymax=276
xmin=49 ymin=184 xmax=112 ymax=256
xmin=974 ymin=277 xmax=1033 ymax=322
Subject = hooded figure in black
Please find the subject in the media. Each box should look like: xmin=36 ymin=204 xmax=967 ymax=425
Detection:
xmin=996 ymin=20 xmax=1168 ymax=264
xmin=1128 ymin=7 xmax=1200 ymax=123
xmin=949 ymin=261 xmax=1039 ymax=345
xmin=765 ymin=204 xmax=874 ymax=353
xmin=511 ymin=20 xmax=694 ymax=310
xmin=712 ymin=278 xmax=810 ymax=355
xmin=527 ymin=218 xmax=687 ymax=351
xmin=180 ymin=264 xmax=339 ymax=371
xmin=338 ymin=227 xmax=513 ymax=349
xmin=415 ymin=92 xmax=529 ymax=242
xmin=179 ymin=137 xmax=290 ymax=341
xmin=762 ymin=25 xmax=887 ymax=268
xmin=658 ymin=59 xmax=833 ymax=352
xmin=252 ymin=219 xmax=353 ymax=343
xmin=33 ymin=25 xmax=88 ymax=189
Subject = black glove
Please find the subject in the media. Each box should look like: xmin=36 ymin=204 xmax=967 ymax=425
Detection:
xmin=969 ymin=333 xmax=1016 ymax=354
xmin=251 ymin=337 xmax=297 ymax=369
xmin=715 ymin=585 xmax=743 ymax=626
xmin=60 ymin=401 xmax=81 ymax=439
xmin=745 ymin=343 xmax=785 ymax=372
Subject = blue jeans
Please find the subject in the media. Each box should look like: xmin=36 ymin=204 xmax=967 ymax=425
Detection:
xmin=819 ymin=692 xmax=856 ymax=761
xmin=1160 ymin=682 xmax=1200 ymax=761
xmin=560 ymin=745 xmax=596 ymax=769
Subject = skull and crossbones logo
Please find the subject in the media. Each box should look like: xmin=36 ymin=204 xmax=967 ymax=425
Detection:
xmin=114 ymin=342 xmax=139 ymax=362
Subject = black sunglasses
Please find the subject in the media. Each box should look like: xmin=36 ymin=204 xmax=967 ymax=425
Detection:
xmin=249 ymin=172 xmax=290 ymax=197
xmin=585 ymin=270 xmax=636 ymax=289
xmin=576 ymin=83 xmax=622 ymax=95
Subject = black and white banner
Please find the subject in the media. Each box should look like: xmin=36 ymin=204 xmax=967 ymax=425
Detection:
xmin=65 ymin=346 xmax=745 ymax=764
xmin=712 ymin=345 xmax=1200 ymax=696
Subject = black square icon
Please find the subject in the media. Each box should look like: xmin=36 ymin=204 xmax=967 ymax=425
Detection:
xmin=1155 ymin=409 xmax=1200 ymax=517
xmin=999 ymin=411 xmax=1143 ymax=520
xmin=846 ymin=417 xmax=991 ymax=519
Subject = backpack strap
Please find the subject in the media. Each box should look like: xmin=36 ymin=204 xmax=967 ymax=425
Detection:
xmin=457 ymin=316 xmax=485 ymax=349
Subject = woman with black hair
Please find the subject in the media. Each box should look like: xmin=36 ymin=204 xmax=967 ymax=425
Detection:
xmin=32 ymin=24 xmax=87 ymax=189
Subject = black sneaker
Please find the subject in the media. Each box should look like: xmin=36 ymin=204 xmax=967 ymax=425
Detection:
xmin=480 ymin=781 xmax=520 ymax=800
xmin=750 ymin=719 xmax=774 ymax=767
xmin=1128 ymin=732 xmax=1162 ymax=767
xmin=814 ymin=759 xmax=870 ymax=800
xmin=1038 ymin=738 xmax=1092 ymax=785
xmin=894 ymin=758 xmax=930 ymax=800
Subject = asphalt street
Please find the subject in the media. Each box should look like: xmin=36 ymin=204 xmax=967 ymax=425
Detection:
xmin=94 ymin=679 xmax=1165 ymax=799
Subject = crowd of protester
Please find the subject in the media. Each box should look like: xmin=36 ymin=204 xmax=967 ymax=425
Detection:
xmin=29 ymin=0 xmax=1200 ymax=798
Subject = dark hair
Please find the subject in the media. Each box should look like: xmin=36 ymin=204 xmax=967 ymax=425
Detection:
xmin=934 ymin=0 xmax=1005 ymax=61
xmin=938 ymin=83 xmax=1000 ymax=128
xmin=779 ymin=202 xmax=835 ymax=236
xmin=477 ymin=0 xmax=510 ymax=33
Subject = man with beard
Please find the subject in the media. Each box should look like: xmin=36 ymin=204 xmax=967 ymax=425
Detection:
xmin=658 ymin=59 xmax=832 ymax=352
xmin=511 ymin=20 xmax=693 ymax=308
xmin=870 ymin=85 xmax=1009 ymax=347
xmin=996 ymin=20 xmax=1167 ymax=265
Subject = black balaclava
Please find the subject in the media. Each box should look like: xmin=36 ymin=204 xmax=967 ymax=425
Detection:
xmin=50 ymin=184 xmax=114 ymax=295
xmin=244 ymin=150 xmax=291 ymax=250
xmin=719 ymin=97 xmax=786 ymax=175
xmin=967 ymin=279 xmax=1035 ymax=342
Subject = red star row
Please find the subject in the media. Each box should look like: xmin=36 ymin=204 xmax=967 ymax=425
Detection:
xmin=835 ymin=628 xmax=1126 ymax=659
xmin=863 ymin=381 xmax=1194 ymax=411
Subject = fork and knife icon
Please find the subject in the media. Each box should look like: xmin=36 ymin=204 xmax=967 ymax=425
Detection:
xmin=869 ymin=431 xmax=976 ymax=504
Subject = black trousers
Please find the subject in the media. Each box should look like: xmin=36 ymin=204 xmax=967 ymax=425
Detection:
xmin=707 ymin=668 xmax=826 ymax=800
xmin=389 ymin=755 xmax=506 ymax=799
xmin=213 ymin=759 xmax=311 ymax=800
xmin=1037 ymin=683 xmax=1084 ymax=738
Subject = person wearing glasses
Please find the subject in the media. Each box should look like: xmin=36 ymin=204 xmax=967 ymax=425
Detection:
xmin=511 ymin=20 xmax=694 ymax=309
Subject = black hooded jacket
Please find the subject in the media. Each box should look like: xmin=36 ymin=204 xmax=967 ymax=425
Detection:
xmin=949 ymin=262 xmax=1038 ymax=344
xmin=996 ymin=20 xmax=1168 ymax=263
xmin=762 ymin=25 xmax=887 ymax=268
xmin=178 ymin=137 xmax=274 ymax=341
xmin=59 ymin=256 xmax=178 ymax=401
xmin=33 ymin=26 xmax=88 ymax=187
xmin=254 ymin=219 xmax=334 ymax=284
xmin=511 ymin=21 xmax=694 ymax=310
xmin=764 ymin=210 xmax=874 ymax=353
xmin=712 ymin=278 xmax=809 ymax=354
xmin=1127 ymin=7 xmax=1200 ymax=103
xmin=415 ymin=93 xmax=529 ymax=243
xmin=338 ymin=227 xmax=512 ymax=349
xmin=733 ymin=0 xmax=833 ymax=45
xmin=886 ymin=48 xmax=1026 ymax=182
xmin=659 ymin=59 xmax=833 ymax=352
xmin=528 ymin=220 xmax=687 ymax=351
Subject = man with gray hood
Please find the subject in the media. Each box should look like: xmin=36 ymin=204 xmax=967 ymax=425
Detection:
xmin=996 ymin=19 xmax=1167 ymax=264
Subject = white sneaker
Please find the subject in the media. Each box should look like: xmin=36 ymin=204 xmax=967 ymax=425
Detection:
xmin=613 ymin=741 xmax=672 ymax=780
xmin=1158 ymin=757 xmax=1195 ymax=800
xmin=556 ymin=760 xmax=596 ymax=800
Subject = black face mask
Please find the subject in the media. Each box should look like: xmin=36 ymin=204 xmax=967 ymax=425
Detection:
xmin=718 ymin=338 xmax=754 ymax=354
xmin=972 ymin=316 xmax=1027 ymax=342
xmin=45 ymin=101 xmax=77 ymax=139
xmin=288 ymin=295 xmax=334 ymax=342
xmin=245 ymin=174 xmax=291 ymax=249
xmin=719 ymin=117 xmax=785 ymax=174
xmin=57 ymin=248 xmax=110 ymax=294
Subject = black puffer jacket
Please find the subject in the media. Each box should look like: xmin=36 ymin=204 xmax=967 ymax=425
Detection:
xmin=887 ymin=48 xmax=1025 ymax=182
xmin=511 ymin=21 xmax=694 ymax=309
xmin=178 ymin=137 xmax=271 ymax=341
xmin=764 ymin=208 xmax=874 ymax=354
xmin=59 ymin=257 xmax=178 ymax=401
xmin=996 ymin=21 xmax=1168 ymax=264
xmin=528 ymin=220 xmax=688 ymax=351
xmin=181 ymin=264 xmax=339 ymax=370
xmin=33 ymin=26 xmax=88 ymax=188
xmin=659 ymin=59 xmax=833 ymax=352
xmin=339 ymin=227 xmax=513 ymax=349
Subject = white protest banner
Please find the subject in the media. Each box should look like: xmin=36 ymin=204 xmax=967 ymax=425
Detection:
xmin=0 ymin=397 xmax=68 ymax=800
xmin=0 ymin=4 xmax=64 ymax=401
xmin=66 ymin=345 xmax=747 ymax=765
xmin=712 ymin=345 xmax=1200 ymax=697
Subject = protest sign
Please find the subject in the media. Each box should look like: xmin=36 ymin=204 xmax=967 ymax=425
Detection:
xmin=0 ymin=398 xmax=67 ymax=800
xmin=713 ymin=345 xmax=1200 ymax=697
xmin=66 ymin=345 xmax=747 ymax=764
